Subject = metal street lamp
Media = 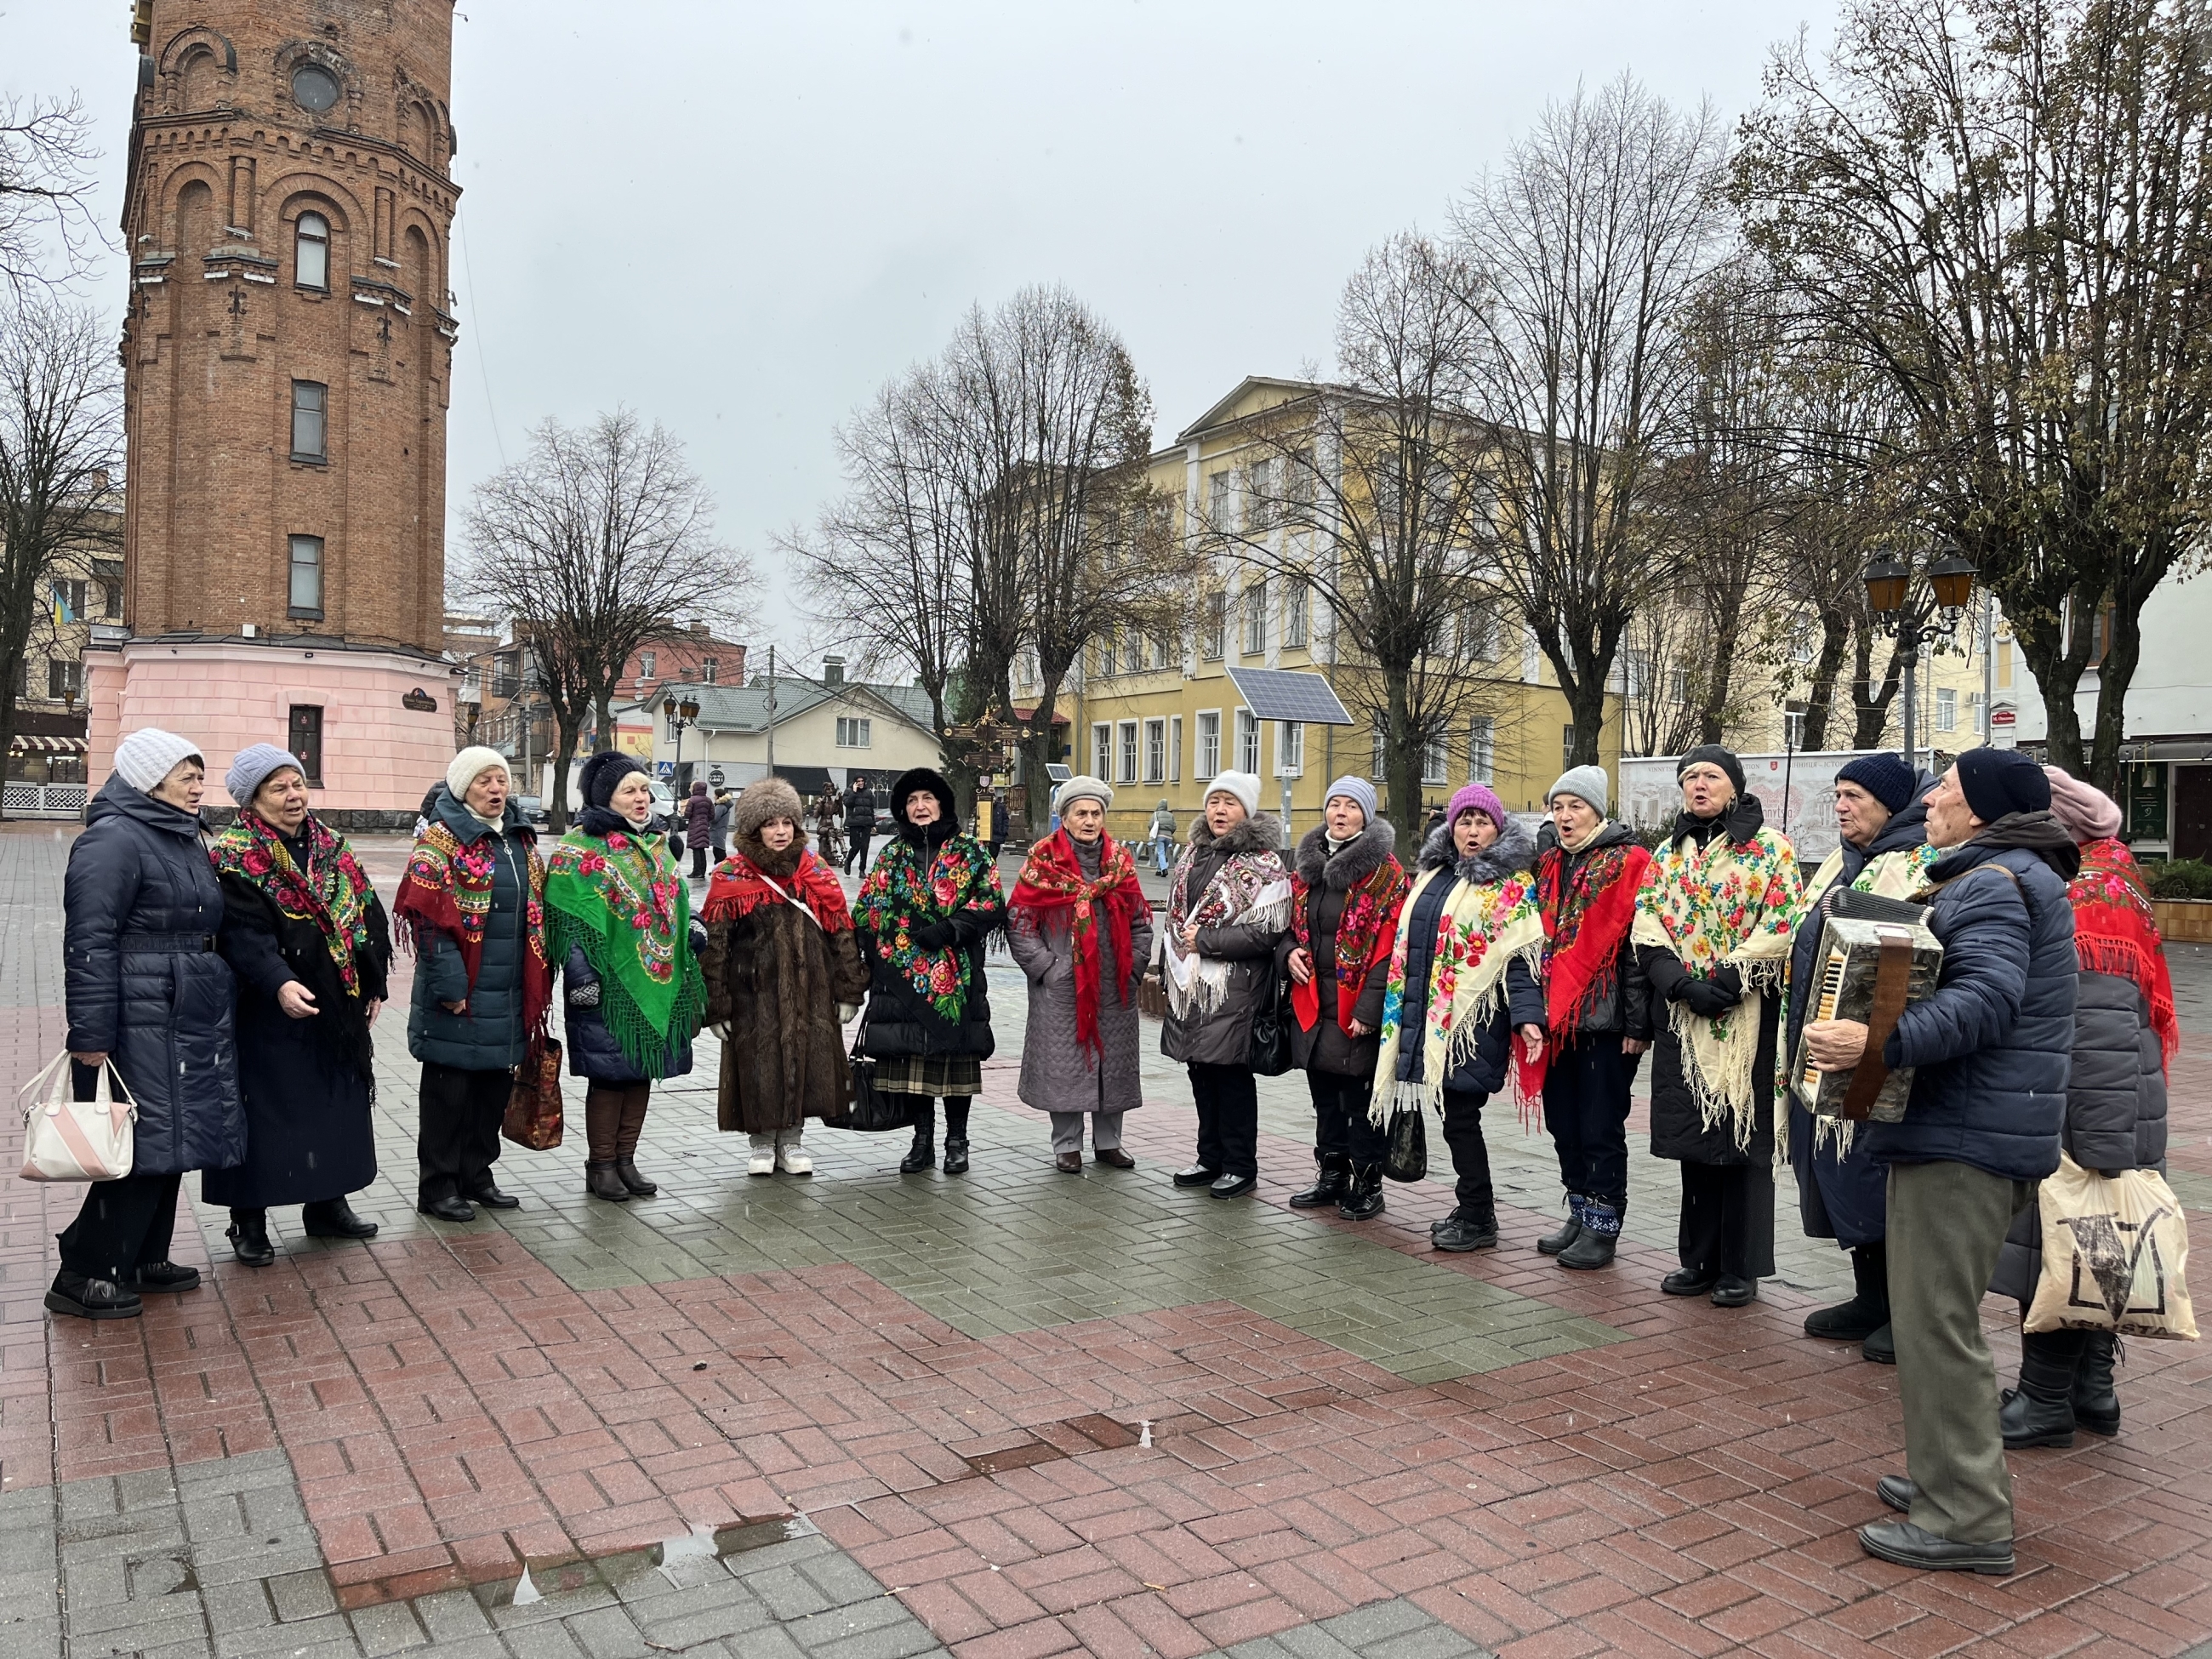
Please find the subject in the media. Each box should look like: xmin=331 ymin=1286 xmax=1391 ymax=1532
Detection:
xmin=662 ymin=691 xmax=701 ymax=789
xmin=1864 ymin=543 xmax=1979 ymax=776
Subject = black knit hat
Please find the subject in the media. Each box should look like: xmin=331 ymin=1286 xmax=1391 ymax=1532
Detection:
xmin=1675 ymin=744 xmax=1746 ymax=795
xmin=579 ymin=750 xmax=647 ymax=811
xmin=1835 ymin=750 xmax=1917 ymax=814
xmin=1955 ymin=746 xmax=2050 ymax=823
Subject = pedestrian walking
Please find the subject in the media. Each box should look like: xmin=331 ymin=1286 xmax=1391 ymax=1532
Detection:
xmin=1529 ymin=766 xmax=1652 ymax=1271
xmin=1987 ymin=767 xmax=2170 ymax=1449
xmin=396 ymin=747 xmax=550 ymax=1222
xmin=545 ymin=753 xmax=707 ymax=1202
xmin=205 ymin=743 xmax=391 ymax=1264
xmin=1006 ymin=776 xmax=1154 ymax=1171
xmin=701 ymin=778 xmax=868 ymax=1174
xmin=47 ymin=729 xmax=245 ymax=1320
xmin=1279 ymin=777 xmax=1407 ymax=1220
xmin=1803 ymin=747 xmax=2075 ymax=1576
xmin=1148 ymin=798 xmax=1177 ymax=875
xmin=1785 ymin=752 xmax=1936 ymax=1361
xmin=684 ymin=780 xmax=715 ymax=879
xmin=841 ymin=772 xmax=877 ymax=875
xmin=1374 ymin=783 xmax=1546 ymax=1250
xmin=1629 ymin=745 xmax=1803 ymax=1308
xmin=710 ymin=788 xmax=733 ymax=864
xmin=1156 ymin=770 xmax=1290 ymax=1200
xmin=855 ymin=768 xmax=1006 ymax=1174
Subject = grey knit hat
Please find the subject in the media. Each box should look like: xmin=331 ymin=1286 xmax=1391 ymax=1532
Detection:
xmin=1053 ymin=774 xmax=1113 ymax=814
xmin=226 ymin=742 xmax=305 ymax=806
xmin=1547 ymin=764 xmax=1609 ymax=817
xmin=1322 ymin=775 xmax=1377 ymax=826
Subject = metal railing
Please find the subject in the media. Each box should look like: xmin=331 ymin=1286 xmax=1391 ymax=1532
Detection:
xmin=2 ymin=781 xmax=88 ymax=818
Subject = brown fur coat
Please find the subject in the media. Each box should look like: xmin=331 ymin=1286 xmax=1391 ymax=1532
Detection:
xmin=701 ymin=815 xmax=869 ymax=1134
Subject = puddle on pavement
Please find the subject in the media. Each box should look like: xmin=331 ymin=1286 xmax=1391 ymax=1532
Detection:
xmin=474 ymin=1515 xmax=817 ymax=1611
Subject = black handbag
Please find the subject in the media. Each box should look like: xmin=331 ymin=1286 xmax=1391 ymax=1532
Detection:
xmin=1248 ymin=971 xmax=1293 ymax=1077
xmin=1383 ymin=1100 xmax=1428 ymax=1183
xmin=841 ymin=1027 xmax=911 ymax=1132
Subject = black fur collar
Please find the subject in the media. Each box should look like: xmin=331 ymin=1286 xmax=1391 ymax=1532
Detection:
xmin=1296 ymin=819 xmax=1397 ymax=889
xmin=1420 ymin=814 xmax=1537 ymax=884
xmin=1189 ymin=813 xmax=1282 ymax=857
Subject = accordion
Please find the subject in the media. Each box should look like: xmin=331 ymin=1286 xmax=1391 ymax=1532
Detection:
xmin=1790 ymin=889 xmax=1944 ymax=1123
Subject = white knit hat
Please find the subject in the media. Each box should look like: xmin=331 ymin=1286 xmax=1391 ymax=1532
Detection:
xmin=446 ymin=745 xmax=511 ymax=799
xmin=1205 ymin=769 xmax=1262 ymax=818
xmin=112 ymin=727 xmax=203 ymax=794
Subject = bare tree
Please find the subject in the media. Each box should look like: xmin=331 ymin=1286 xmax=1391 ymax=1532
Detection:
xmin=0 ymin=297 xmax=120 ymax=817
xmin=1739 ymin=0 xmax=2212 ymax=789
xmin=1193 ymin=237 xmax=1514 ymax=826
xmin=459 ymin=410 xmax=752 ymax=830
xmin=1 ymin=92 xmax=104 ymax=293
xmin=1456 ymin=73 xmax=1730 ymax=767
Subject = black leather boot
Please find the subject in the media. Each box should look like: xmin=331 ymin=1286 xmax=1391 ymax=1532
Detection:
xmin=1557 ymin=1199 xmax=1620 ymax=1269
xmin=1433 ymin=1205 xmax=1499 ymax=1252
xmin=584 ymin=1161 xmax=631 ymax=1202
xmin=2000 ymin=1329 xmax=2083 ymax=1449
xmin=941 ymin=1137 xmax=970 ymax=1176
xmin=1804 ymin=1242 xmax=1889 ymax=1342
xmin=1291 ymin=1154 xmax=1352 ymax=1209
xmin=613 ymin=1158 xmax=657 ymax=1197
xmin=301 ymin=1197 xmax=379 ymax=1239
xmin=1536 ymin=1195 xmax=1584 ymax=1255
xmin=2073 ymin=1331 xmax=2121 ymax=1437
xmin=1337 ymin=1163 xmax=1386 ymax=1221
xmin=899 ymin=1128 xmax=935 ymax=1174
xmin=226 ymin=1209 xmax=275 ymax=1267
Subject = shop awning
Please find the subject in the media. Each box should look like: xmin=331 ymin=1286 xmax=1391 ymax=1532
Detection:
xmin=9 ymin=733 xmax=87 ymax=754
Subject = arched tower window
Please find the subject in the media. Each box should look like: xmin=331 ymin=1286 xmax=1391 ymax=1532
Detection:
xmin=296 ymin=212 xmax=329 ymax=291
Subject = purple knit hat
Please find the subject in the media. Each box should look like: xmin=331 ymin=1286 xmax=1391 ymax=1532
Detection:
xmin=1446 ymin=782 xmax=1507 ymax=832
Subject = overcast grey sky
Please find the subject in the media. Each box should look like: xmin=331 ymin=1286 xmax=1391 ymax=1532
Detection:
xmin=5 ymin=1 xmax=1839 ymax=661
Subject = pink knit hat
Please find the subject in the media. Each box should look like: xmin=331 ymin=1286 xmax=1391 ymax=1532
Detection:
xmin=1447 ymin=782 xmax=1507 ymax=832
xmin=2043 ymin=766 xmax=2123 ymax=844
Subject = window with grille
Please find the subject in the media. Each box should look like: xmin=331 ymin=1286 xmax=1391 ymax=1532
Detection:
xmin=1246 ymin=459 xmax=1274 ymax=531
xmin=291 ymin=381 xmax=327 ymax=462
xmin=639 ymin=650 xmax=656 ymax=679
xmin=1208 ymin=470 xmax=1233 ymax=531
xmin=835 ymin=716 xmax=871 ymax=748
xmin=1196 ymin=711 xmax=1219 ymax=778
xmin=1145 ymin=719 xmax=1166 ymax=782
xmin=1242 ymin=582 xmax=1268 ymax=655
xmin=1235 ymin=709 xmax=1260 ymax=772
xmin=1468 ymin=717 xmax=1494 ymax=784
xmin=701 ymin=658 xmax=718 ymax=684
xmin=288 ymin=534 xmax=324 ymax=618
xmin=295 ymin=211 xmax=329 ymax=290
xmin=47 ymin=658 xmax=82 ymax=701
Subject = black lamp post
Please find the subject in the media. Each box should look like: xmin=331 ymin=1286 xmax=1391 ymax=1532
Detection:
xmin=1864 ymin=544 xmax=1979 ymax=775
xmin=662 ymin=690 xmax=701 ymax=790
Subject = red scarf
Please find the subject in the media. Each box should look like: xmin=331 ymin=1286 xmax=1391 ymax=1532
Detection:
xmin=703 ymin=846 xmax=855 ymax=931
xmin=394 ymin=818 xmax=552 ymax=1036
xmin=2067 ymin=837 xmax=2178 ymax=1073
xmin=1288 ymin=854 xmax=1409 ymax=1037
xmin=1533 ymin=835 xmax=1650 ymax=1075
xmin=1010 ymin=830 xmax=1147 ymax=1058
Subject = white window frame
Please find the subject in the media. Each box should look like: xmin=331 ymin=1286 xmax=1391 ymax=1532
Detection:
xmin=1235 ymin=707 xmax=1260 ymax=773
xmin=1371 ymin=717 xmax=1387 ymax=781
xmin=1200 ymin=591 xmax=1227 ymax=660
xmin=1195 ymin=710 xmax=1220 ymax=779
xmin=288 ymin=533 xmax=324 ymax=617
xmin=1144 ymin=717 xmax=1166 ymax=783
xmin=1283 ymin=581 xmax=1309 ymax=650
xmin=1169 ymin=715 xmax=1183 ymax=783
xmin=1422 ymin=729 xmax=1448 ymax=786
xmin=295 ymin=210 xmax=329 ymax=291
xmin=835 ymin=715 xmax=872 ymax=749
xmin=1468 ymin=716 xmax=1495 ymax=784
xmin=1782 ymin=706 xmax=1806 ymax=750
xmin=1242 ymin=581 xmax=1268 ymax=656
xmin=1092 ymin=722 xmax=1112 ymax=779
xmin=1118 ymin=719 xmax=1139 ymax=784
xmin=1936 ymin=686 xmax=1958 ymax=733
xmin=1278 ymin=721 xmax=1304 ymax=776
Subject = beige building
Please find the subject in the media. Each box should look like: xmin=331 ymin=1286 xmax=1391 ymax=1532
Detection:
xmin=641 ymin=665 xmax=940 ymax=800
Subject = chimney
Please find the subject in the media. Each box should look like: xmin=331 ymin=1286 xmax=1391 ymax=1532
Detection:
xmin=822 ymin=655 xmax=846 ymax=687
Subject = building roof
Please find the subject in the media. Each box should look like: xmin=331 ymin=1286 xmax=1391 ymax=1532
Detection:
xmin=630 ymin=673 xmax=935 ymax=737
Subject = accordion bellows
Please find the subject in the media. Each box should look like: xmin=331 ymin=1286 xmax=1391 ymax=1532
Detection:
xmin=1792 ymin=912 xmax=1944 ymax=1122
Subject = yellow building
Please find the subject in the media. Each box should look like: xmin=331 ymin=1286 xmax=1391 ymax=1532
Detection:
xmin=1025 ymin=377 xmax=1624 ymax=846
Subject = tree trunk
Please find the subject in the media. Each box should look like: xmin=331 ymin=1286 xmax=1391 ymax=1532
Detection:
xmin=0 ymin=662 xmax=19 ymax=823
xmin=1563 ymin=665 xmax=1610 ymax=769
xmin=2015 ymin=601 xmax=2090 ymax=780
xmin=548 ymin=716 xmax=582 ymax=835
xmin=1383 ymin=669 xmax=1422 ymax=833
xmin=1850 ymin=624 xmax=1901 ymax=750
xmin=1800 ymin=613 xmax=1852 ymax=751
xmin=2087 ymin=572 xmax=2153 ymax=797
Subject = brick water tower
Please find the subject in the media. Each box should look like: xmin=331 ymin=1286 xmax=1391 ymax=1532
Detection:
xmin=87 ymin=0 xmax=463 ymax=821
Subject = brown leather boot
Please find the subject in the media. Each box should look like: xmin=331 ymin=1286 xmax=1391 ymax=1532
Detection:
xmin=613 ymin=1085 xmax=655 ymax=1195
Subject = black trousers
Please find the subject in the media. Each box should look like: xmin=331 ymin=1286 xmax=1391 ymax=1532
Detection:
xmin=1542 ymin=1036 xmax=1638 ymax=1206
xmin=418 ymin=1062 xmax=510 ymax=1203
xmin=690 ymin=844 xmax=709 ymax=879
xmin=1308 ymin=1071 xmax=1386 ymax=1165
xmin=902 ymin=1094 xmax=972 ymax=1138
xmin=1678 ymin=1160 xmax=1776 ymax=1280
xmin=845 ymin=830 xmax=872 ymax=875
xmin=1440 ymin=1086 xmax=1495 ymax=1217
xmin=1189 ymin=1063 xmax=1258 ymax=1178
xmin=57 ymin=1171 xmax=184 ymax=1280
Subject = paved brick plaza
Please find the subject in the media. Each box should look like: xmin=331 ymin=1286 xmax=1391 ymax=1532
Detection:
xmin=3 ymin=822 xmax=2209 ymax=1658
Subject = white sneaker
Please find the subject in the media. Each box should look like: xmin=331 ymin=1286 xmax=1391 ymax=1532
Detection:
xmin=747 ymin=1136 xmax=776 ymax=1177
xmin=775 ymin=1140 xmax=812 ymax=1177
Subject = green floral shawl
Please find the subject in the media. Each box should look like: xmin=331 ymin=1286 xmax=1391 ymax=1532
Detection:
xmin=544 ymin=824 xmax=705 ymax=1075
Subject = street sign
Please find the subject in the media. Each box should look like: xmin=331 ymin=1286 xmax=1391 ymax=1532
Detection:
xmin=1990 ymin=709 xmax=2016 ymax=727
xmin=709 ymin=767 xmax=726 ymax=787
xmin=655 ymin=761 xmax=675 ymax=778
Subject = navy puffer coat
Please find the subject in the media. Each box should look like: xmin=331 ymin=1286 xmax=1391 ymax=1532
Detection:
xmin=562 ymin=938 xmax=700 ymax=1084
xmin=405 ymin=789 xmax=541 ymax=1073
xmin=63 ymin=777 xmax=245 ymax=1175
xmin=1865 ymin=817 xmax=2077 ymax=1183
xmin=1396 ymin=820 xmax=1546 ymax=1099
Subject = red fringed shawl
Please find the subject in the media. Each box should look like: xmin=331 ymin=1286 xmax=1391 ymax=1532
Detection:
xmin=394 ymin=819 xmax=552 ymax=1036
xmin=1288 ymin=856 xmax=1409 ymax=1038
xmin=1524 ymin=837 xmax=1650 ymax=1101
xmin=2068 ymin=837 xmax=2179 ymax=1073
xmin=703 ymin=847 xmax=856 ymax=932
xmin=1010 ymin=830 xmax=1148 ymax=1058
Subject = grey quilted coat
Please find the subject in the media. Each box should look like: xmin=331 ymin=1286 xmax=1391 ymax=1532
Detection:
xmin=1005 ymin=836 xmax=1155 ymax=1114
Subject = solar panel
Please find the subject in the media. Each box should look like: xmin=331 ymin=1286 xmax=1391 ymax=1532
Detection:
xmin=1224 ymin=667 xmax=1354 ymax=726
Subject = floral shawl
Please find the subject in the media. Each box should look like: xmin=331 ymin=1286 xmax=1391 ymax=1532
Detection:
xmin=1010 ymin=829 xmax=1148 ymax=1058
xmin=395 ymin=816 xmax=553 ymax=1036
xmin=1156 ymin=820 xmax=1291 ymax=1021
xmin=1288 ymin=850 xmax=1409 ymax=1040
xmin=853 ymin=832 xmax=1004 ymax=1022
xmin=1536 ymin=834 xmax=1651 ymax=1045
xmin=545 ymin=824 xmax=706 ymax=1075
xmin=2068 ymin=837 xmax=2178 ymax=1072
xmin=1371 ymin=849 xmax=1547 ymax=1125
xmin=209 ymin=810 xmax=382 ymax=997
xmin=1631 ymin=819 xmax=1803 ymax=1151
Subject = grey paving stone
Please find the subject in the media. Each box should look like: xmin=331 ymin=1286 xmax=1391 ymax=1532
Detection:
xmin=199 ymin=1576 xmax=276 ymax=1633
xmin=744 ymin=1562 xmax=835 ymax=1622
xmin=803 ymin=1618 xmax=947 ymax=1659
xmin=208 ymin=1610 xmax=357 ymax=1656
xmin=634 ymin=1585 xmax=776 ymax=1650
xmin=347 ymin=1599 xmax=431 ymax=1656
xmin=496 ymin=1617 xmax=589 ymax=1659
xmin=792 ymin=1550 xmax=891 ymax=1610
xmin=557 ymin=1605 xmax=653 ymax=1659
xmin=416 ymin=1585 xmax=498 ymax=1643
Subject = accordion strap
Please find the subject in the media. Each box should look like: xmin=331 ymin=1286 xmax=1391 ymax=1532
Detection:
xmin=1839 ymin=926 xmax=1914 ymax=1122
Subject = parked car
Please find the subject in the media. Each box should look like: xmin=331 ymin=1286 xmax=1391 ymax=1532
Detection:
xmin=516 ymin=793 xmax=547 ymax=827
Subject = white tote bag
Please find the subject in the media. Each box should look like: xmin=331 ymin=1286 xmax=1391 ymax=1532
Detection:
xmin=2025 ymin=1153 xmax=2198 ymax=1341
xmin=17 ymin=1052 xmax=136 ymax=1183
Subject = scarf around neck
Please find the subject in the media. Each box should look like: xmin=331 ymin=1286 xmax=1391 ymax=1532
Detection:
xmin=1536 ymin=832 xmax=1651 ymax=1045
xmin=1157 ymin=819 xmax=1291 ymax=1020
xmin=1011 ymin=829 xmax=1146 ymax=1058
xmin=853 ymin=831 xmax=1004 ymax=1022
xmin=395 ymin=815 xmax=553 ymax=1035
xmin=210 ymin=809 xmax=380 ymax=996
xmin=1288 ymin=838 xmax=1408 ymax=1040
xmin=2068 ymin=836 xmax=2178 ymax=1072
xmin=545 ymin=823 xmax=704 ymax=1074
xmin=704 ymin=842 xmax=855 ymax=931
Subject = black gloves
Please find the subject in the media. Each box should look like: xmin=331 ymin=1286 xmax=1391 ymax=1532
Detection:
xmin=1674 ymin=974 xmax=1742 ymax=1019
xmin=910 ymin=920 xmax=957 ymax=950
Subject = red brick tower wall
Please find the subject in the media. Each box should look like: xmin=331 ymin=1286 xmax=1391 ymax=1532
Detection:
xmin=120 ymin=0 xmax=459 ymax=656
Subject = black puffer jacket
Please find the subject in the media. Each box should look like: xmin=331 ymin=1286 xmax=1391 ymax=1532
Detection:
xmin=1160 ymin=813 xmax=1289 ymax=1068
xmin=405 ymin=789 xmax=542 ymax=1073
xmin=63 ymin=776 xmax=245 ymax=1176
xmin=857 ymin=767 xmax=1004 ymax=1060
xmin=1278 ymin=819 xmax=1401 ymax=1077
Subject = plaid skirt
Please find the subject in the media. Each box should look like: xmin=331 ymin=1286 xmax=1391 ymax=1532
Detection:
xmin=870 ymin=1054 xmax=983 ymax=1099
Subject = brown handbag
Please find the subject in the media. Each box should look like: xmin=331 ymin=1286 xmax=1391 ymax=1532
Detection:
xmin=501 ymin=1032 xmax=565 ymax=1150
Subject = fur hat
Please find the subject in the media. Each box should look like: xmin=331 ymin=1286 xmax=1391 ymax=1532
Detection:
xmin=112 ymin=727 xmax=203 ymax=794
xmin=2043 ymin=766 xmax=2123 ymax=844
xmin=1676 ymin=744 xmax=1746 ymax=795
xmin=1205 ymin=769 xmax=1263 ymax=818
xmin=1547 ymin=765 xmax=1609 ymax=817
xmin=887 ymin=767 xmax=958 ymax=831
xmin=1836 ymin=751 xmax=1916 ymax=815
xmin=579 ymin=750 xmax=647 ymax=811
xmin=1446 ymin=781 xmax=1508 ymax=833
xmin=225 ymin=742 xmax=304 ymax=806
xmin=1054 ymin=774 xmax=1113 ymax=814
xmin=1322 ymin=775 xmax=1377 ymax=827
xmin=447 ymin=745 xmax=510 ymax=800
xmin=733 ymin=775 xmax=806 ymax=842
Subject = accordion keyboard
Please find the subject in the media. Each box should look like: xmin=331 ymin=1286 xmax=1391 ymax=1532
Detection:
xmin=1801 ymin=948 xmax=1848 ymax=1093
